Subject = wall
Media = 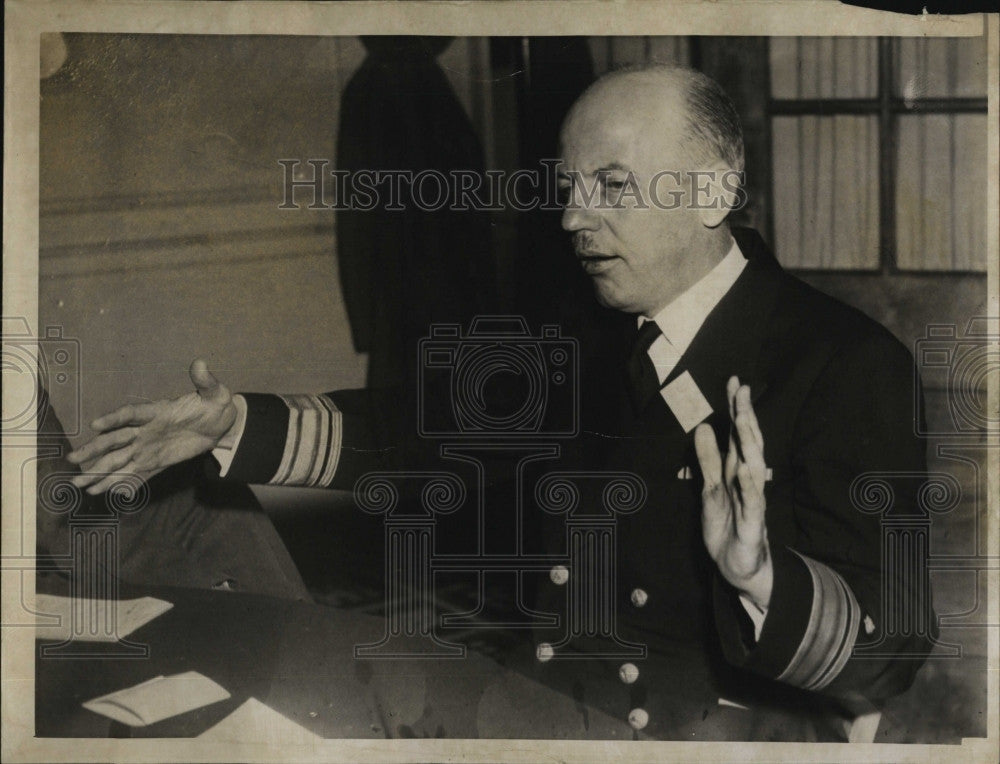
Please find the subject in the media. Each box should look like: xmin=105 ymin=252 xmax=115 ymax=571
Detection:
xmin=38 ymin=34 xmax=489 ymax=444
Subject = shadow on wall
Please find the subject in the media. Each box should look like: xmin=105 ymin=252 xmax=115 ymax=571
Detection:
xmin=336 ymin=36 xmax=496 ymax=390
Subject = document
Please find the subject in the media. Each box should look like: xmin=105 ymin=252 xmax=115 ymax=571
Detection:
xmin=82 ymin=672 xmax=231 ymax=727
xmin=198 ymin=698 xmax=323 ymax=743
xmin=34 ymin=593 xmax=173 ymax=642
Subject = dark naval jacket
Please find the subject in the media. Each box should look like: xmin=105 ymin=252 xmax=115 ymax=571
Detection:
xmin=213 ymin=227 xmax=933 ymax=738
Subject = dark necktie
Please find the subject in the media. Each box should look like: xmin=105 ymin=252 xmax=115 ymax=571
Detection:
xmin=627 ymin=319 xmax=663 ymax=412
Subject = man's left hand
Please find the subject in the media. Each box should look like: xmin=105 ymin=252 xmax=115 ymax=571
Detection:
xmin=694 ymin=376 xmax=773 ymax=611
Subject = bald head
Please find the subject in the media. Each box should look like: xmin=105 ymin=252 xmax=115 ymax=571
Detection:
xmin=564 ymin=65 xmax=744 ymax=175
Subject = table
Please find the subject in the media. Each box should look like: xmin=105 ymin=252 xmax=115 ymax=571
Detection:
xmin=36 ymin=574 xmax=852 ymax=741
xmin=35 ymin=579 xmax=642 ymax=739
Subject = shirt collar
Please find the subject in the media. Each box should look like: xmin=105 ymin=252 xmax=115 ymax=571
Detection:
xmin=639 ymin=237 xmax=747 ymax=352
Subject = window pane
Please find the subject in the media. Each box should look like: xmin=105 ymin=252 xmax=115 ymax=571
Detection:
xmin=770 ymin=38 xmax=877 ymax=98
xmin=896 ymin=114 xmax=987 ymax=271
xmin=895 ymin=37 xmax=987 ymax=99
xmin=772 ymin=116 xmax=879 ymax=270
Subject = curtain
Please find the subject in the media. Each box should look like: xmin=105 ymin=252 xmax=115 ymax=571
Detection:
xmin=895 ymin=38 xmax=987 ymax=271
xmin=770 ymin=38 xmax=880 ymax=270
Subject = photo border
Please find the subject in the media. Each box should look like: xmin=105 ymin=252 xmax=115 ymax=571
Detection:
xmin=3 ymin=2 xmax=997 ymax=762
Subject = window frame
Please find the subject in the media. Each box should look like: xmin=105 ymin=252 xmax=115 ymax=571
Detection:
xmin=767 ymin=36 xmax=988 ymax=276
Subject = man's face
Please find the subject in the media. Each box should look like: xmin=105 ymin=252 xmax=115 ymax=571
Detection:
xmin=558 ymin=75 xmax=708 ymax=317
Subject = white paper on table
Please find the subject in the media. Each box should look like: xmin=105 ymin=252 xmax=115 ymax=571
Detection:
xmin=82 ymin=671 xmax=231 ymax=726
xmin=198 ymin=697 xmax=323 ymax=743
xmin=35 ymin=593 xmax=173 ymax=642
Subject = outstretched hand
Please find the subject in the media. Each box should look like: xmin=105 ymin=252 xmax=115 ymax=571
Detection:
xmin=694 ymin=376 xmax=773 ymax=610
xmin=67 ymin=359 xmax=237 ymax=494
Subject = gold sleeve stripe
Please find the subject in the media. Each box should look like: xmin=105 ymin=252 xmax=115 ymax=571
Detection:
xmin=270 ymin=394 xmax=343 ymax=487
xmin=271 ymin=398 xmax=302 ymax=485
xmin=317 ymin=394 xmax=343 ymax=487
xmin=777 ymin=551 xmax=861 ymax=691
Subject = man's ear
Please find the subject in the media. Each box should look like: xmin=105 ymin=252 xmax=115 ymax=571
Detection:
xmin=696 ymin=162 xmax=743 ymax=229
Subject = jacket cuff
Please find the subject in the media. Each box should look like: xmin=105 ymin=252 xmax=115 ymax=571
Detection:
xmin=220 ymin=393 xmax=293 ymax=484
xmin=714 ymin=546 xmax=861 ymax=692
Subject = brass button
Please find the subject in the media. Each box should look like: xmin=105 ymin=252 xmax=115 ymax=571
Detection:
xmin=549 ymin=565 xmax=569 ymax=585
xmin=628 ymin=708 xmax=649 ymax=730
xmin=630 ymin=588 xmax=648 ymax=607
xmin=536 ymin=642 xmax=555 ymax=662
xmin=618 ymin=663 xmax=639 ymax=684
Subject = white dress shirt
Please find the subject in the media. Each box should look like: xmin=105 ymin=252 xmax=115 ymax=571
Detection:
xmin=640 ymin=236 xmax=747 ymax=384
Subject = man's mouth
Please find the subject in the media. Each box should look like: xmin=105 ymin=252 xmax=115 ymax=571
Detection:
xmin=577 ymin=251 xmax=619 ymax=275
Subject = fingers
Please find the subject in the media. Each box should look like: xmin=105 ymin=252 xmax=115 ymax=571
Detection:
xmin=71 ymin=441 xmax=134 ymax=482
xmin=88 ymin=402 xmax=158 ymax=433
xmin=83 ymin=464 xmax=140 ymax=496
xmin=735 ymin=461 xmax=765 ymax=523
xmin=734 ymin=394 xmax=763 ymax=462
xmin=726 ymin=376 xmax=740 ymax=418
xmin=725 ymin=429 xmax=739 ymax=486
xmin=733 ymin=385 xmax=767 ymax=490
xmin=735 ymin=385 xmax=764 ymax=449
xmin=697 ymin=423 xmax=733 ymax=562
xmin=702 ymin=377 xmax=769 ymax=585
xmin=726 ymin=376 xmax=743 ymax=462
xmin=730 ymin=384 xmax=766 ymax=527
xmin=67 ymin=427 xmax=139 ymax=465
xmin=721 ymin=377 xmax=768 ymax=518
xmin=190 ymin=358 xmax=226 ymax=402
xmin=694 ymin=424 xmax=723 ymax=489
xmin=726 ymin=376 xmax=765 ymax=464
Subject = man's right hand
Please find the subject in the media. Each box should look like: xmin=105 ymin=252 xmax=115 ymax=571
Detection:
xmin=67 ymin=359 xmax=237 ymax=494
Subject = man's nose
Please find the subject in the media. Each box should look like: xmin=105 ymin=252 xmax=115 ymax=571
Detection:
xmin=561 ymin=192 xmax=601 ymax=232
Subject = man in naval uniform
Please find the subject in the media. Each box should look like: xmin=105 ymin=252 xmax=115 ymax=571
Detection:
xmin=69 ymin=64 xmax=930 ymax=740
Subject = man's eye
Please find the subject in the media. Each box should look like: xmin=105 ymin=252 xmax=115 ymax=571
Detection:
xmin=604 ymin=179 xmax=626 ymax=190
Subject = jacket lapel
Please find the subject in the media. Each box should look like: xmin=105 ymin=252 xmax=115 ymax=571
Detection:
xmin=571 ymin=228 xmax=785 ymax=465
xmin=660 ymin=229 xmax=783 ymax=435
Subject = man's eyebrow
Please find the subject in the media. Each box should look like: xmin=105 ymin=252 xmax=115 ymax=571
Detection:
xmin=557 ymin=163 xmax=634 ymax=179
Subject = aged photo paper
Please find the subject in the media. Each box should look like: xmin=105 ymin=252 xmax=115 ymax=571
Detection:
xmin=3 ymin=1 xmax=998 ymax=762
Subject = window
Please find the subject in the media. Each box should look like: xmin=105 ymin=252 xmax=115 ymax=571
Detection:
xmin=769 ymin=36 xmax=988 ymax=272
